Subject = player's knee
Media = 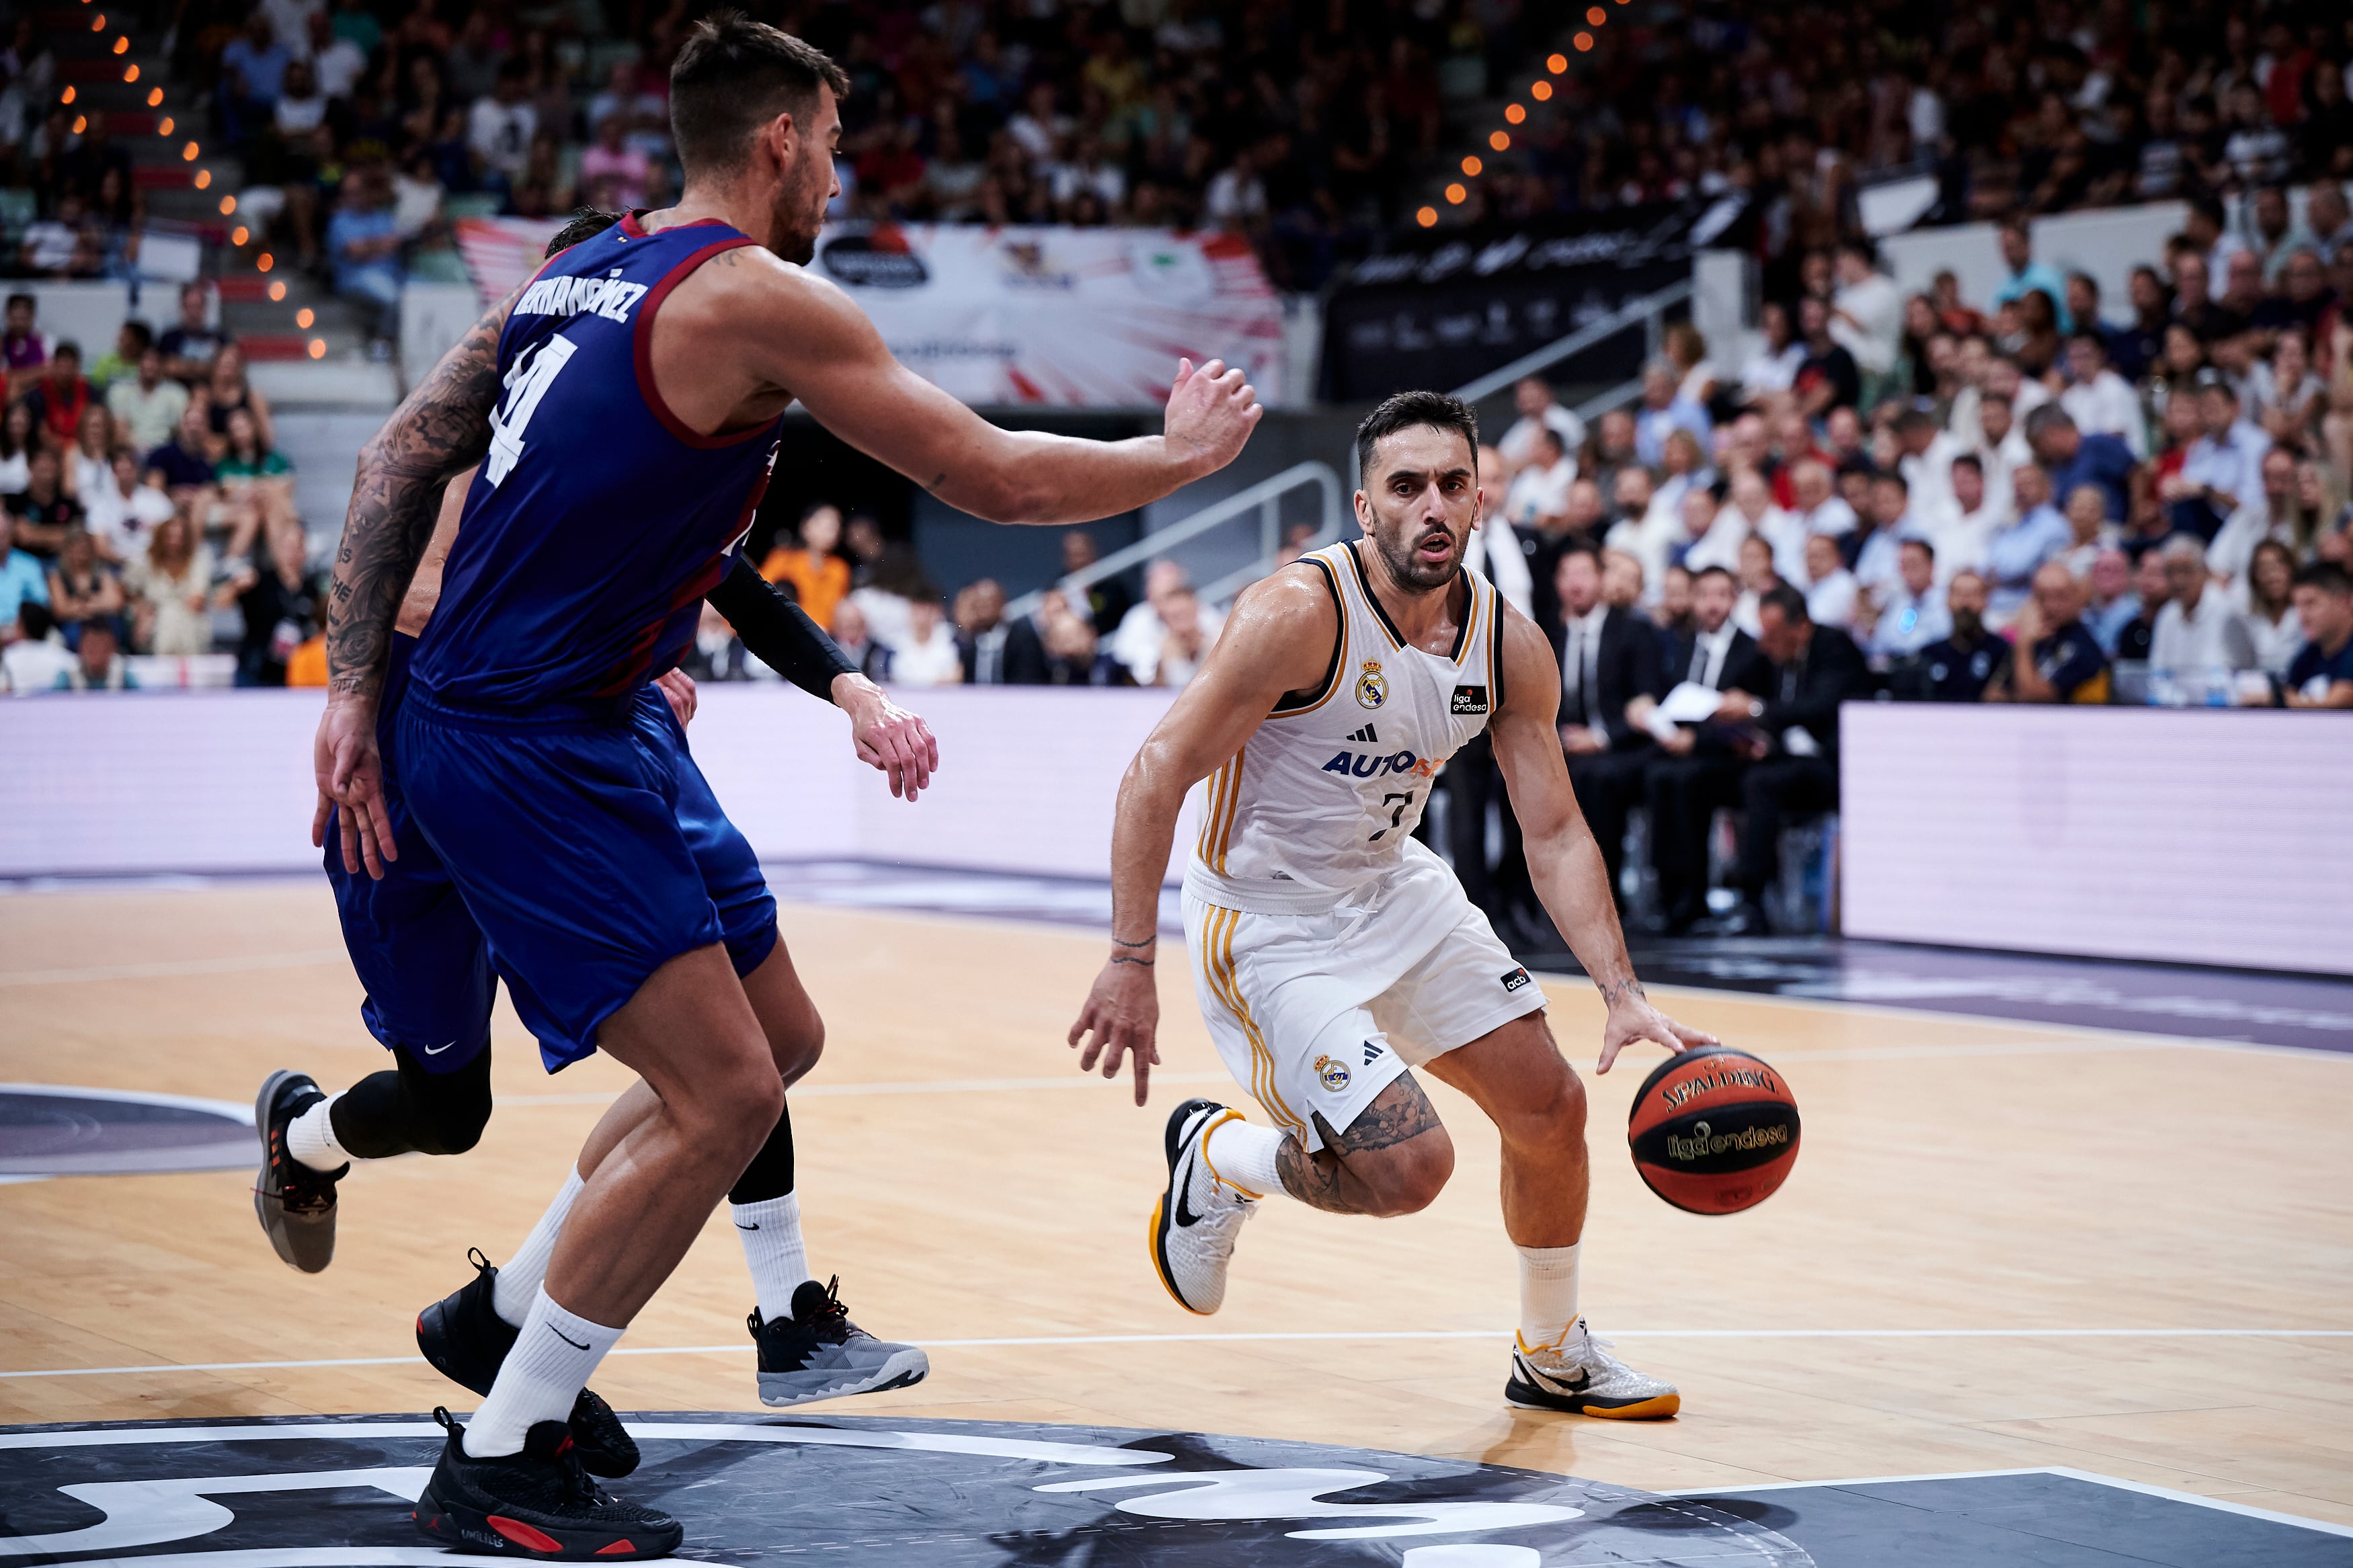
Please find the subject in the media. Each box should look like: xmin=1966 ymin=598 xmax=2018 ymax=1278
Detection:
xmin=423 ymin=1094 xmax=491 ymax=1156
xmin=1501 ymin=1061 xmax=1587 ymax=1151
xmin=1359 ymin=1131 xmax=1455 ymax=1215
xmin=766 ymin=1004 xmax=824 ymax=1086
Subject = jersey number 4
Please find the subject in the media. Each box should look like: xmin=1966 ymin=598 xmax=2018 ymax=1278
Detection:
xmin=1368 ymin=790 xmax=1415 ymax=841
xmin=485 ymin=334 xmax=580 ymax=489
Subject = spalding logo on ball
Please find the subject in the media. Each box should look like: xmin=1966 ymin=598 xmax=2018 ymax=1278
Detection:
xmin=1627 ymin=1044 xmax=1800 ymax=1214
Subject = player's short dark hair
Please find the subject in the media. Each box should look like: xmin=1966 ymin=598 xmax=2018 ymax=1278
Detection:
xmin=671 ymin=11 xmax=851 ymax=180
xmin=1759 ymin=583 xmax=1810 ymax=624
xmin=545 ymin=208 xmax=622 ymax=257
xmin=1354 ymin=390 xmax=1478 ymax=481
xmin=2294 ymin=562 xmax=2352 ymax=597
xmin=1694 ymin=565 xmax=1737 ymax=587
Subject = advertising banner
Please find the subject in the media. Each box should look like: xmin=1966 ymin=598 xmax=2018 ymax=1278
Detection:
xmin=454 ymin=218 xmax=1283 ymax=409
xmin=1318 ymin=198 xmax=1749 ymax=401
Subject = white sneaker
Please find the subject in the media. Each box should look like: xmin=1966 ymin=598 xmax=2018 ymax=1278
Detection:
xmin=1148 ymin=1098 xmax=1259 ymax=1315
xmin=1505 ymin=1319 xmax=1681 ymax=1419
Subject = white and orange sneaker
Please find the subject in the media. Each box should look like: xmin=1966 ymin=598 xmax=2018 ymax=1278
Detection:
xmin=1148 ymin=1099 xmax=1259 ymax=1315
xmin=1505 ymin=1319 xmax=1681 ymax=1419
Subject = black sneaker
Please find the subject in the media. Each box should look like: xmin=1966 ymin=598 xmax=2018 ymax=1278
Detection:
xmin=749 ymin=1276 xmax=929 ymax=1407
xmin=412 ymin=1408 xmax=680 ymax=1561
xmin=253 ymin=1071 xmax=344 ymax=1274
xmin=418 ymin=1251 xmax=639 ymax=1479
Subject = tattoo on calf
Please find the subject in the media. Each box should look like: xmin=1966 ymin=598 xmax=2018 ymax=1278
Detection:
xmin=1273 ymin=1075 xmax=1443 ymax=1215
xmin=325 ymin=296 xmax=512 ymax=699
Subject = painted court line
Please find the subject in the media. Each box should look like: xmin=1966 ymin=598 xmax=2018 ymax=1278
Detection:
xmin=5 ymin=1328 xmax=2347 ymax=1381
xmin=499 ymin=1072 xmax=1237 ymax=1106
xmin=1655 ymin=1466 xmax=2353 ymax=1540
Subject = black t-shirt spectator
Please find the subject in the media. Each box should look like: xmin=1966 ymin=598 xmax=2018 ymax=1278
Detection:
xmin=2283 ymin=635 xmax=2353 ymax=700
xmin=146 ymin=440 xmax=217 ymax=490
xmin=237 ymin=553 xmax=324 ymax=686
xmin=2104 ymin=321 xmax=2165 ymax=382
xmin=1917 ymin=631 xmax=2007 ymax=701
xmin=5 ymin=489 xmax=82 ymax=559
xmin=2116 ymin=612 xmax=2157 ymax=662
xmin=157 ymin=324 xmax=228 ymax=374
xmin=1794 ymin=343 xmax=1861 ymax=412
xmin=2032 ymin=620 xmax=2111 ymax=702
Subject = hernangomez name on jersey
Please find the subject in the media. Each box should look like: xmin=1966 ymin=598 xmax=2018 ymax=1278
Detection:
xmin=1187 ymin=539 xmax=1509 ymax=916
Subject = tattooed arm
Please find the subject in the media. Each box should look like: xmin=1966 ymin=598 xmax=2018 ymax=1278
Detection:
xmin=312 ymin=295 xmax=513 ymax=880
xmin=1487 ymin=602 xmax=1719 ymax=1074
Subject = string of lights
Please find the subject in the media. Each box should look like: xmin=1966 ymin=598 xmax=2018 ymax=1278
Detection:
xmin=1414 ymin=0 xmax=1628 ymax=230
xmin=63 ymin=0 xmax=327 ymax=359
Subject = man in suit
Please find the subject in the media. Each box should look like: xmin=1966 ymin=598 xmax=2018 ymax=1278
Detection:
xmin=1710 ymin=583 xmax=1875 ymax=934
xmin=1551 ymin=542 xmax=1663 ymax=913
xmin=955 ymin=577 xmax=1050 ymax=685
xmin=1640 ymin=566 xmax=1770 ymax=933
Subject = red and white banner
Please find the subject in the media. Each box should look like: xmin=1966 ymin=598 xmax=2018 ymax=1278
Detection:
xmin=454 ymin=218 xmax=1282 ymax=408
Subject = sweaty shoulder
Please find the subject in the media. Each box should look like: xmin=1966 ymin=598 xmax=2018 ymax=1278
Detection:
xmin=1493 ymin=598 xmax=1560 ymax=722
xmin=649 ymin=243 xmax=877 ymax=419
xmin=1208 ymin=560 xmax=1342 ymax=698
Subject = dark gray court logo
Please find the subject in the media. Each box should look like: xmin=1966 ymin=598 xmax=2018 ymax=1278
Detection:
xmin=0 ymin=1085 xmax=253 ymax=1178
xmin=0 ymin=1413 xmax=1817 ymax=1566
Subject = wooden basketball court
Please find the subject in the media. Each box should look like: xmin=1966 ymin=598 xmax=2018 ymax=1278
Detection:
xmin=3 ymin=880 xmax=2348 ymax=1532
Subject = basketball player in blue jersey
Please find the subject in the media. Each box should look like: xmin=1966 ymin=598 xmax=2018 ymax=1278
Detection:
xmin=311 ymin=14 xmax=1261 ymax=1555
xmin=1070 ymin=393 xmax=1710 ymax=1421
xmin=256 ymin=214 xmax=929 ymax=1460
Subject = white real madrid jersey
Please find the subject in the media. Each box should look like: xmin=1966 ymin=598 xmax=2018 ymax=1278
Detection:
xmin=1185 ymin=540 xmax=1509 ymax=915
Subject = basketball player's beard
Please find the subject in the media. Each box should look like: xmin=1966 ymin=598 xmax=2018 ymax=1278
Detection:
xmin=1373 ymin=524 xmax=1465 ymax=591
xmin=770 ymin=173 xmax=829 ymax=265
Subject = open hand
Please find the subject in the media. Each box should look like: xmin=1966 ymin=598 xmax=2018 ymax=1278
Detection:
xmin=313 ymin=694 xmax=393 ymax=879
xmin=1163 ymin=357 xmax=1263 ymax=478
xmin=1068 ymin=954 xmax=1162 ymax=1106
xmin=1597 ymin=989 xmax=1719 ymax=1075
xmin=836 ymin=673 xmax=939 ymax=801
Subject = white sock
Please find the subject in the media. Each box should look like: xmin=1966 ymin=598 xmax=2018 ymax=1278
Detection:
xmin=1517 ymin=1242 xmax=1582 ymax=1353
xmin=286 ymin=1093 xmax=351 ymax=1173
xmin=462 ymin=1287 xmax=621 ymax=1458
xmin=493 ymin=1167 xmax=584 ymax=1327
xmin=731 ymin=1190 xmax=811 ymax=1322
xmin=1204 ymin=1115 xmax=1285 ymax=1198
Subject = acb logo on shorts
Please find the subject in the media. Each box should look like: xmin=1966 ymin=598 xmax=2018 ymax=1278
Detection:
xmin=1313 ymin=1054 xmax=1353 ymax=1091
xmin=1355 ymin=661 xmax=1389 ymax=709
xmin=1501 ymin=966 xmax=1532 ymax=993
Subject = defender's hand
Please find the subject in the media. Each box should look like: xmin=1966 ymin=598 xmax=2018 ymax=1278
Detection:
xmin=1163 ymin=357 xmax=1263 ymax=477
xmin=835 ymin=673 xmax=938 ymax=802
xmin=655 ymin=668 xmax=698 ymax=727
xmin=315 ymin=693 xmax=393 ymax=880
xmin=1597 ymin=991 xmax=1718 ymax=1075
xmin=1068 ymin=954 xmax=1162 ymax=1106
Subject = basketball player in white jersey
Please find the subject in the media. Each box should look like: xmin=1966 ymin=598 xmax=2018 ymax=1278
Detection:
xmin=1068 ymin=391 xmax=1714 ymax=1417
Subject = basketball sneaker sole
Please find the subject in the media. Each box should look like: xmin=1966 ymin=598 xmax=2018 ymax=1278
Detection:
xmin=756 ymin=1352 xmax=930 ymax=1407
xmin=1504 ymin=1370 xmax=1681 ymax=1420
xmin=252 ymin=1070 xmax=337 ymax=1274
xmin=413 ymin=1477 xmax=681 ymax=1561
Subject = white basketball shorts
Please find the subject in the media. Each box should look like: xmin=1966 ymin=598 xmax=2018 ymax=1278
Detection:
xmin=1181 ymin=851 xmax=1545 ymax=1152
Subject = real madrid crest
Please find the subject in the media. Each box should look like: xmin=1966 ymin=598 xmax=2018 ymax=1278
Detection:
xmin=1314 ymin=1053 xmax=1353 ymax=1091
xmin=1355 ymin=659 xmax=1388 ymax=709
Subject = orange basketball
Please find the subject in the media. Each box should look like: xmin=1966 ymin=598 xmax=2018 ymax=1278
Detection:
xmin=1626 ymin=1044 xmax=1800 ymax=1214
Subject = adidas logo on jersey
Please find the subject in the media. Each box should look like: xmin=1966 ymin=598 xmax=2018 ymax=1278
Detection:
xmin=1347 ymin=724 xmax=1379 ymax=743
xmin=1450 ymin=685 xmax=1491 ymax=715
xmin=514 ymin=268 xmax=650 ymax=325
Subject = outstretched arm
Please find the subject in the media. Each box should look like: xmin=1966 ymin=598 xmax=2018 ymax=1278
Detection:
xmin=1067 ymin=567 xmax=1337 ymax=1103
xmin=1487 ymin=604 xmax=1719 ymax=1073
xmin=756 ymin=267 xmax=1262 ymax=525
xmin=313 ymin=294 xmax=512 ymax=878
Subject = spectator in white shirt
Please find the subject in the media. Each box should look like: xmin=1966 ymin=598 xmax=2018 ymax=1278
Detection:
xmin=467 ymin=63 xmax=539 ymax=185
xmin=1202 ymin=147 xmax=1267 ymax=231
xmin=1829 ymin=237 xmax=1904 ymax=379
xmin=1679 ymin=485 xmax=1749 ymax=575
xmin=1890 ymin=407 xmax=1963 ymax=529
xmin=2058 ymin=333 xmax=2148 ymax=458
xmin=1737 ymin=300 xmax=1807 ymax=401
xmin=1501 ymin=427 xmax=1575 ymax=529
xmin=83 ymin=449 xmax=174 ymax=564
xmin=1787 ymin=458 xmax=1856 ymax=558
xmin=889 ymin=597 xmax=964 ymax=686
xmin=1966 ymin=389 xmax=2034 ymax=519
xmin=1927 ymin=452 xmax=2006 ymax=582
xmin=1111 ymin=559 xmax=1226 ymax=686
xmin=2149 ymin=534 xmax=2258 ymax=675
xmin=1732 ymin=532 xmax=1780 ymax=637
xmin=1802 ymin=532 xmax=1860 ymax=629
xmin=1866 ymin=538 xmax=1952 ymax=660
xmin=1497 ymin=376 xmax=1587 ymax=479
xmin=1726 ymin=467 xmax=1804 ymax=583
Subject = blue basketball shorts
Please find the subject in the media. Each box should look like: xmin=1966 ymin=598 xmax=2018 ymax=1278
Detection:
xmin=342 ymin=671 xmax=776 ymax=1073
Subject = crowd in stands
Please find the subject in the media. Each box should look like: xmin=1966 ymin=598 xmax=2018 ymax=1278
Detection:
xmin=0 ymin=284 xmax=321 ymax=691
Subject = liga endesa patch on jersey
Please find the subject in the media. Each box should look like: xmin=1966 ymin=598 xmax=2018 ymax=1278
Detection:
xmin=1449 ymin=684 xmax=1490 ymax=714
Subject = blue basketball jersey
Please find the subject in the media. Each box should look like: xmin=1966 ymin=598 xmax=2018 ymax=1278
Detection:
xmin=411 ymin=214 xmax=784 ymax=706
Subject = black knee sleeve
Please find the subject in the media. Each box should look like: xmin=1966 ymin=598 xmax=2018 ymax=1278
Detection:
xmin=327 ymin=1046 xmax=493 ymax=1159
xmin=728 ymin=1094 xmax=795 ymax=1204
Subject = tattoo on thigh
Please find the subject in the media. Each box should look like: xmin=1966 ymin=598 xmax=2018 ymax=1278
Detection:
xmin=1273 ymin=1075 xmax=1443 ymax=1214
